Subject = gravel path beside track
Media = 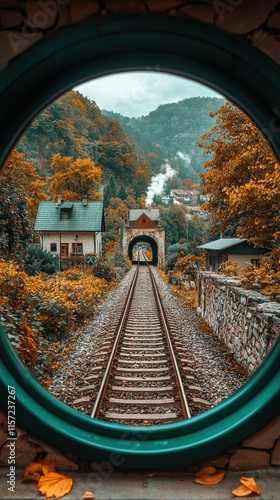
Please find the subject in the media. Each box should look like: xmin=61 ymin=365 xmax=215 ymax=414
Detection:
xmin=46 ymin=267 xmax=248 ymax=416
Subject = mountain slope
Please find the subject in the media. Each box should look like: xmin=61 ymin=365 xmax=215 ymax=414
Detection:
xmin=102 ymin=96 xmax=225 ymax=179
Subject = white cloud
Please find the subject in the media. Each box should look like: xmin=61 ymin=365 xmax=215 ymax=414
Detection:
xmin=75 ymin=71 xmax=223 ymax=118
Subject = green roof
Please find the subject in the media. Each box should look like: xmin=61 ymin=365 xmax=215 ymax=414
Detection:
xmin=34 ymin=201 xmax=104 ymax=232
xmin=197 ymin=238 xmax=247 ymax=251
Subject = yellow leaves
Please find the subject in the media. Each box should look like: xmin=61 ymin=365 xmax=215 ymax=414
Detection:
xmin=48 ymin=154 xmax=102 ymax=201
xmin=38 ymin=473 xmax=73 ymax=499
xmin=193 ymin=468 xmax=261 ymax=497
xmin=82 ymin=492 xmax=95 ymax=499
xmin=22 ymin=461 xmax=73 ymax=499
xmin=193 ymin=466 xmax=225 ymax=485
xmin=232 ymin=476 xmax=261 ymax=497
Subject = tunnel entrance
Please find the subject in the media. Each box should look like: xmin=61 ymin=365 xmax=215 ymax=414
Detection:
xmin=128 ymin=235 xmax=158 ymax=265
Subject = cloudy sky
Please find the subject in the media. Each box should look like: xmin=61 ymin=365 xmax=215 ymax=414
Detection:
xmin=75 ymin=71 xmax=223 ymax=118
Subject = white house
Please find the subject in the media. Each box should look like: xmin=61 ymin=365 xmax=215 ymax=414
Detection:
xmin=34 ymin=198 xmax=105 ymax=270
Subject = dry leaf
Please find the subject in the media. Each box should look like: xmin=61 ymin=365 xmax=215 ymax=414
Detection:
xmin=22 ymin=460 xmax=57 ymax=482
xmin=37 ymin=472 xmax=73 ymax=499
xmin=82 ymin=492 xmax=95 ymax=499
xmin=42 ymin=463 xmax=57 ymax=475
xmin=240 ymin=476 xmax=261 ymax=495
xmin=195 ymin=466 xmax=217 ymax=477
xmin=22 ymin=462 xmax=44 ymax=482
xmin=194 ymin=469 xmax=225 ymax=485
xmin=232 ymin=484 xmax=254 ymax=497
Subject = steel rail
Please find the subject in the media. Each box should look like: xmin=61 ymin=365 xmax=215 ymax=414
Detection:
xmin=144 ymin=255 xmax=191 ymax=419
xmin=90 ymin=260 xmax=140 ymax=419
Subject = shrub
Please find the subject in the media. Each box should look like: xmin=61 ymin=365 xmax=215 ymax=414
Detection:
xmin=22 ymin=244 xmax=59 ymax=276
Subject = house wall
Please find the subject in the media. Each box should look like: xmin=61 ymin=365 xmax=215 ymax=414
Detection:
xmin=227 ymin=253 xmax=264 ymax=269
xmin=41 ymin=232 xmax=102 ymax=257
xmin=198 ymin=272 xmax=280 ymax=373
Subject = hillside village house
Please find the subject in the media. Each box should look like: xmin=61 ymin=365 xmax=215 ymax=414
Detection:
xmin=34 ymin=197 xmax=105 ymax=270
xmin=198 ymin=238 xmax=271 ymax=272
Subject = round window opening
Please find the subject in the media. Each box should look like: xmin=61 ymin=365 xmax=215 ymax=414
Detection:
xmin=0 ymin=15 xmax=279 ymax=468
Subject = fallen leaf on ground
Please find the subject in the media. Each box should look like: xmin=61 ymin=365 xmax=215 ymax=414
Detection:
xmin=193 ymin=466 xmax=225 ymax=485
xmin=232 ymin=484 xmax=255 ymax=497
xmin=195 ymin=466 xmax=217 ymax=477
xmin=22 ymin=460 xmax=57 ymax=482
xmin=240 ymin=476 xmax=261 ymax=495
xmin=82 ymin=492 xmax=95 ymax=499
xmin=22 ymin=462 xmax=44 ymax=482
xmin=37 ymin=472 xmax=73 ymax=499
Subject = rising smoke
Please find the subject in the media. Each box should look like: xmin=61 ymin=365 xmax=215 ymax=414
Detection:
xmin=145 ymin=162 xmax=175 ymax=207
xmin=176 ymin=151 xmax=191 ymax=164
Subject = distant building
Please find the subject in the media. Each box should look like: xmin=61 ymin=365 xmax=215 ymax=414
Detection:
xmin=34 ymin=197 xmax=105 ymax=270
xmin=197 ymin=238 xmax=271 ymax=272
xmin=127 ymin=208 xmax=160 ymax=227
xmin=170 ymin=189 xmax=198 ymax=204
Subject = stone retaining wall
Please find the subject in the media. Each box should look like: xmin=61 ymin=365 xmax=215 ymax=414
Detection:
xmin=1 ymin=1 xmax=280 ymax=69
xmin=198 ymin=272 xmax=280 ymax=373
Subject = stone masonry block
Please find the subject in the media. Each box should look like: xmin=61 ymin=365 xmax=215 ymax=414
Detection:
xmin=0 ymin=438 xmax=39 ymax=468
xmin=70 ymin=0 xmax=100 ymax=22
xmin=228 ymin=449 xmax=270 ymax=470
xmin=145 ymin=0 xmax=180 ymax=11
xmin=216 ymin=0 xmax=278 ymax=35
xmin=104 ymin=0 xmax=147 ymax=13
xmin=25 ymin=0 xmax=58 ymax=29
xmin=242 ymin=416 xmax=280 ymax=450
xmin=271 ymin=438 xmax=280 ymax=465
xmin=0 ymin=10 xmax=23 ymax=29
xmin=178 ymin=5 xmax=214 ymax=24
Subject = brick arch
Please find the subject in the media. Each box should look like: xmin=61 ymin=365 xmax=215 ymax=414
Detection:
xmin=128 ymin=234 xmax=158 ymax=265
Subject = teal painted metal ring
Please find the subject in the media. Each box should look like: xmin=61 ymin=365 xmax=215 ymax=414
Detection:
xmin=0 ymin=14 xmax=279 ymax=468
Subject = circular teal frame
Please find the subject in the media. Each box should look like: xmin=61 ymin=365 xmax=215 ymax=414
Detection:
xmin=0 ymin=15 xmax=279 ymax=468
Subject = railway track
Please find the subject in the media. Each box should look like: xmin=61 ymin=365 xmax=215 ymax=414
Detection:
xmin=72 ymin=257 xmax=210 ymax=425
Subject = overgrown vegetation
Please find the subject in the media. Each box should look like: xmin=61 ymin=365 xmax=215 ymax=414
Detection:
xmin=219 ymin=248 xmax=280 ymax=302
xmin=0 ymin=259 xmax=116 ymax=381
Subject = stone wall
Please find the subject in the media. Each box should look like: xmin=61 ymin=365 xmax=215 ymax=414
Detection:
xmin=1 ymin=407 xmax=279 ymax=470
xmin=1 ymin=1 xmax=280 ymax=69
xmin=198 ymin=272 xmax=280 ymax=373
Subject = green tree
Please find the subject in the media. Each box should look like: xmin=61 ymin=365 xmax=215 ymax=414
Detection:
xmin=103 ymin=175 xmax=118 ymax=207
xmin=118 ymin=185 xmax=128 ymax=200
xmin=160 ymin=205 xmax=187 ymax=246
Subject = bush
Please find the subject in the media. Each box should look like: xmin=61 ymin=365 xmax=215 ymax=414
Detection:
xmin=91 ymin=259 xmax=118 ymax=282
xmin=23 ymin=244 xmax=59 ymax=276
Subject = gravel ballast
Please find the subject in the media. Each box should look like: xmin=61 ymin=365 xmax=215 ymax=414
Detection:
xmin=45 ymin=267 xmax=248 ymax=418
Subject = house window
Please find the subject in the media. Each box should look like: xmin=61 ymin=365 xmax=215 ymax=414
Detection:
xmin=61 ymin=210 xmax=70 ymax=220
xmin=72 ymin=243 xmax=83 ymax=254
xmin=251 ymin=258 xmax=260 ymax=267
xmin=142 ymin=217 xmax=146 ymax=224
xmin=50 ymin=243 xmax=57 ymax=252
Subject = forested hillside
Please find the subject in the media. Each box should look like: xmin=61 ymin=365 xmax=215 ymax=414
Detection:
xmin=18 ymin=91 xmax=225 ymax=191
xmin=102 ymin=96 xmax=225 ymax=180
xmin=17 ymin=90 xmax=154 ymax=197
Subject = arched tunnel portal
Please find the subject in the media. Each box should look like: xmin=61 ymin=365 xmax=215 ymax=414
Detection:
xmin=128 ymin=235 xmax=158 ymax=265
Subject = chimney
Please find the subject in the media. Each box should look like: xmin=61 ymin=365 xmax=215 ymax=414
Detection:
xmin=57 ymin=195 xmax=62 ymax=206
xmin=82 ymin=195 xmax=88 ymax=207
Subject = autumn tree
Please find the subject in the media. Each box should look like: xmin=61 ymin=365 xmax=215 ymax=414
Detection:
xmin=198 ymin=101 xmax=280 ymax=247
xmin=48 ymin=153 xmax=102 ymax=201
xmin=0 ymin=148 xmax=48 ymax=256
